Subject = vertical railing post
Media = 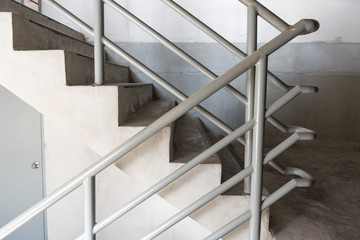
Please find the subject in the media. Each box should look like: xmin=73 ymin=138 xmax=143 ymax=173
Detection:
xmin=249 ymin=56 xmax=268 ymax=240
xmin=244 ymin=5 xmax=257 ymax=194
xmin=94 ymin=0 xmax=105 ymax=85
xmin=84 ymin=176 xmax=96 ymax=240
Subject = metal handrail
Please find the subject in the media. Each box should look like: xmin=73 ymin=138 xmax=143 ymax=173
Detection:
xmin=74 ymin=119 xmax=256 ymax=239
xmin=0 ymin=1 xmax=319 ymax=239
xmin=205 ymin=175 xmax=313 ymax=240
xmin=161 ymin=0 xmax=290 ymax=92
xmin=103 ymin=0 xmax=247 ymax=104
xmin=42 ymin=0 xmax=248 ymax=145
xmin=239 ymin=0 xmax=290 ymax=32
xmin=142 ymin=166 xmax=254 ymax=240
xmin=0 ymin=13 xmax=317 ymax=238
xmin=160 ymin=0 xmax=318 ymax=196
xmin=161 ymin=0 xmax=319 ymax=133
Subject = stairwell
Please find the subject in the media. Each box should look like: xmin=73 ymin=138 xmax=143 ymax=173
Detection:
xmin=0 ymin=1 xmax=272 ymax=239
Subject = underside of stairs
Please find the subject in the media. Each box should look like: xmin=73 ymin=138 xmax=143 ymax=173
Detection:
xmin=0 ymin=1 xmax=272 ymax=239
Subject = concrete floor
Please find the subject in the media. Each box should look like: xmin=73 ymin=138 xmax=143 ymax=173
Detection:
xmin=262 ymin=140 xmax=360 ymax=239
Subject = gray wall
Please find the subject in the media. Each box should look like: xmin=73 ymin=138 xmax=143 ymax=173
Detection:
xmin=107 ymin=42 xmax=360 ymax=144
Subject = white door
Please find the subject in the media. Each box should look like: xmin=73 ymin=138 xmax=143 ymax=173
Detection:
xmin=0 ymin=85 xmax=45 ymax=240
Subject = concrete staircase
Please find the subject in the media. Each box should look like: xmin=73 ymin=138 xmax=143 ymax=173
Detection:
xmin=0 ymin=1 xmax=272 ymax=239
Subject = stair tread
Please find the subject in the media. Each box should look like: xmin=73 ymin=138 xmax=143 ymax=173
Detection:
xmin=11 ymin=13 xmax=94 ymax=57
xmin=106 ymin=83 xmax=152 ymax=87
xmin=172 ymin=114 xmax=221 ymax=165
xmin=122 ymin=100 xmax=175 ymax=127
xmin=0 ymin=0 xmax=84 ymax=41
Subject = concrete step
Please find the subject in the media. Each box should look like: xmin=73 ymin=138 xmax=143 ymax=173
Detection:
xmin=0 ymin=0 xmax=84 ymax=41
xmin=11 ymin=13 xmax=94 ymax=57
xmin=114 ymin=83 xmax=154 ymax=126
xmin=64 ymin=51 xmax=129 ymax=85
xmin=122 ymin=100 xmax=175 ymax=126
xmin=173 ymin=116 xmax=245 ymax=195
xmin=209 ymin=134 xmax=245 ymax=195
xmin=172 ymin=114 xmax=221 ymax=165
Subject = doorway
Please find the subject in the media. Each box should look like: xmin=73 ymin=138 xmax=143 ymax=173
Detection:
xmin=0 ymin=85 xmax=46 ymax=239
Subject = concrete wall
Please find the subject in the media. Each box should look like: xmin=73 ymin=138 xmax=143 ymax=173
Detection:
xmin=42 ymin=0 xmax=360 ymax=142
xmin=42 ymin=0 xmax=360 ymax=43
xmin=44 ymin=117 xmax=212 ymax=240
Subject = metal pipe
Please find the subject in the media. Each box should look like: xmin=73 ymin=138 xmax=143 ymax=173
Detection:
xmin=0 ymin=16 xmax=316 ymax=238
xmin=103 ymin=36 xmax=247 ymax=145
xmin=38 ymin=0 xmax=42 ymax=13
xmin=161 ymin=0 xmax=290 ymax=92
xmin=267 ymin=116 xmax=288 ymax=133
xmin=90 ymin=119 xmax=255 ymax=235
xmin=249 ymin=57 xmax=268 ymax=240
xmin=41 ymin=0 xmax=246 ymax=145
xmin=45 ymin=0 xmax=310 ymax=139
xmin=265 ymin=85 xmax=317 ymax=119
xmin=103 ymin=0 xmax=247 ymax=103
xmin=263 ymin=133 xmax=300 ymax=165
xmin=244 ymin=5 xmax=257 ymax=194
xmin=268 ymin=161 xmax=313 ymax=183
xmin=265 ymin=85 xmax=302 ymax=118
xmin=84 ymin=177 xmax=96 ymax=240
xmin=239 ymin=0 xmax=290 ymax=32
xmin=42 ymin=0 xmax=94 ymax=36
xmin=94 ymin=0 xmax=105 ymax=85
xmin=204 ymin=211 xmax=251 ymax=240
xmin=140 ymin=167 xmax=253 ymax=240
xmin=205 ymin=176 xmax=313 ymax=240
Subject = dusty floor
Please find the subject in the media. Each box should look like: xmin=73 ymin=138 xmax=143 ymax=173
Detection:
xmin=262 ymin=140 xmax=360 ymax=240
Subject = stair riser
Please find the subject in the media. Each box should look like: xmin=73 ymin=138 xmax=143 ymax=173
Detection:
xmin=118 ymin=84 xmax=153 ymax=125
xmin=0 ymin=0 xmax=84 ymax=41
xmin=12 ymin=14 xmax=94 ymax=57
xmin=64 ymin=51 xmax=129 ymax=85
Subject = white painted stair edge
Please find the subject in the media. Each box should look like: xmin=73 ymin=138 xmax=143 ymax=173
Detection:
xmin=0 ymin=12 xmax=272 ymax=239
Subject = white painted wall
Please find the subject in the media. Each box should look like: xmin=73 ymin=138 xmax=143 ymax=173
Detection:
xmin=43 ymin=117 xmax=212 ymax=240
xmin=42 ymin=0 xmax=360 ymax=43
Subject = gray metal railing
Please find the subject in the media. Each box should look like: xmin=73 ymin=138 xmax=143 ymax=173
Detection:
xmin=0 ymin=0 xmax=319 ymax=239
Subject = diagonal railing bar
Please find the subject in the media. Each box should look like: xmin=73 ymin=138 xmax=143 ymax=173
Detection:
xmin=265 ymin=85 xmax=318 ymax=119
xmin=73 ymin=119 xmax=256 ymax=240
xmin=42 ymin=0 xmax=247 ymax=145
xmin=160 ymin=0 xmax=318 ymax=199
xmin=161 ymin=0 xmax=319 ymax=138
xmin=263 ymin=132 xmax=315 ymax=166
xmin=103 ymin=0 xmax=247 ymax=104
xmin=205 ymin=175 xmax=313 ymax=240
xmin=0 ymin=6 xmax=318 ymax=236
xmin=161 ymin=0 xmax=290 ymax=92
xmin=266 ymin=115 xmax=289 ymax=133
xmin=141 ymin=166 xmax=254 ymax=240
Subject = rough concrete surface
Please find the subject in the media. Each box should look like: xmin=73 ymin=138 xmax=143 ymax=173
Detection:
xmin=262 ymin=141 xmax=360 ymax=240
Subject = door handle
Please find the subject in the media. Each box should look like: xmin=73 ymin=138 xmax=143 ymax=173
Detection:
xmin=31 ymin=161 xmax=40 ymax=169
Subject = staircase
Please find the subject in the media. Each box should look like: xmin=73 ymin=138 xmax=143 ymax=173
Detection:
xmin=0 ymin=0 xmax=319 ymax=239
